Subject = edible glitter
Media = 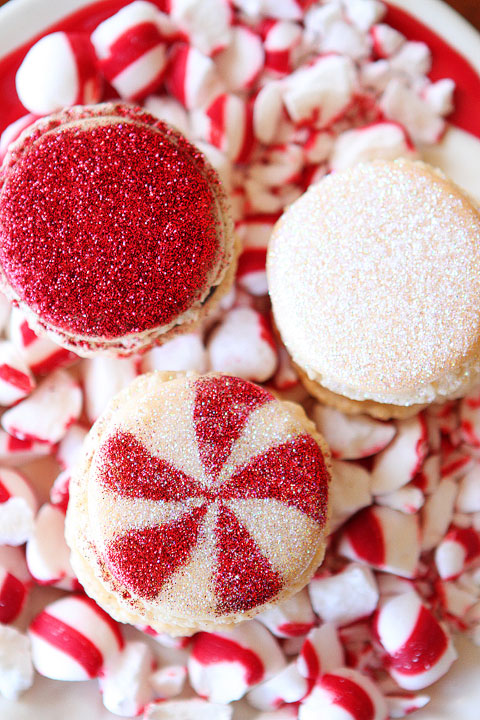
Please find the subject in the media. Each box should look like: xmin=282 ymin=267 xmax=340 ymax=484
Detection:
xmin=0 ymin=109 xmax=223 ymax=338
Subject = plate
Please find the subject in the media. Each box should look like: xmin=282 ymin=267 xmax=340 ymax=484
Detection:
xmin=0 ymin=1 xmax=480 ymax=719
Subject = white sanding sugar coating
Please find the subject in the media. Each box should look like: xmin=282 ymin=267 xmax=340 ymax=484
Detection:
xmin=267 ymin=159 xmax=480 ymax=407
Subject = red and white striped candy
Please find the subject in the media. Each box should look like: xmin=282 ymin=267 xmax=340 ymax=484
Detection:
xmin=0 ymin=625 xmax=34 ymax=700
xmin=235 ymin=215 xmax=273 ymax=296
xmin=82 ymin=355 xmax=137 ymax=424
xmin=339 ymin=506 xmax=420 ymax=578
xmin=457 ymin=464 xmax=480 ymax=513
xmin=26 ymin=503 xmax=76 ymax=589
xmin=56 ymin=423 xmax=88 ymax=471
xmin=437 ymin=581 xmax=477 ymax=622
xmin=374 ymin=592 xmax=457 ymax=690
xmin=370 ymin=23 xmax=405 ymax=57
xmin=0 ymin=545 xmax=30 ymax=584
xmin=440 ymin=447 xmax=473 ymax=482
xmin=297 ymin=624 xmax=345 ymax=680
xmin=216 ymin=26 xmax=264 ymax=91
xmin=188 ymin=621 xmax=286 ymax=703
xmin=272 ymin=346 xmax=300 ymax=393
xmin=194 ymin=140 xmax=232 ymax=192
xmin=380 ymin=79 xmax=445 ymax=145
xmin=0 ymin=467 xmax=37 ymax=545
xmin=99 ymin=640 xmax=154 ymax=717
xmin=0 ymin=566 xmax=29 ymax=625
xmin=460 ymin=389 xmax=480 ymax=447
xmin=283 ymin=54 xmax=356 ymax=125
xmin=370 ymin=415 xmax=428 ymax=495
xmin=0 ymin=341 xmax=35 ymax=407
xmin=2 ymin=369 xmax=82 ymax=444
xmin=311 ymin=405 xmax=396 ymax=460
xmin=421 ymin=478 xmax=458 ymax=552
xmin=257 ymin=587 xmax=315 ymax=638
xmin=141 ymin=333 xmax=207 ymax=374
xmin=140 ymin=627 xmax=190 ymax=650
xmin=375 ymin=484 xmax=425 ymax=515
xmin=91 ymin=1 xmax=168 ymax=101
xmin=49 ymin=470 xmax=70 ymax=512
xmin=263 ymin=21 xmax=301 ymax=76
xmin=246 ymin=661 xmax=310 ymax=710
xmin=143 ymin=94 xmax=191 ymax=136
xmin=169 ymin=0 xmax=232 ymax=56
xmin=253 ymin=82 xmax=284 ymax=145
xmin=0 ymin=114 xmax=37 ymax=163
xmin=192 ymin=93 xmax=254 ymax=162
xmin=329 ymin=460 xmax=372 ymax=532
xmin=249 ymin=143 xmax=303 ymax=187
xmin=8 ymin=309 xmax=77 ymax=375
xmin=166 ymin=44 xmax=224 ymax=110
xmin=0 ymin=431 xmax=51 ymax=467
xmin=309 ymin=563 xmax=379 ymax=626
xmin=16 ymin=31 xmax=102 ymax=115
xmin=299 ymin=667 xmax=388 ymax=720
xmin=29 ymin=594 xmax=124 ymax=681
xmin=207 ymin=307 xmax=278 ymax=382
xmin=435 ymin=527 xmax=480 ymax=580
xmin=150 ymin=664 xmax=186 ymax=699
xmin=330 ymin=122 xmax=415 ymax=172
xmin=144 ymin=699 xmax=233 ymax=720
xmin=303 ymin=129 xmax=333 ymax=164
xmin=412 ymin=453 xmax=440 ymax=495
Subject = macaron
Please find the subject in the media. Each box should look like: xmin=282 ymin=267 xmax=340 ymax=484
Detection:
xmin=65 ymin=371 xmax=331 ymax=635
xmin=267 ymin=159 xmax=480 ymax=419
xmin=0 ymin=102 xmax=236 ymax=356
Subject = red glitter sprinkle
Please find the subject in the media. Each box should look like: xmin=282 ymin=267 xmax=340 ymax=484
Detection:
xmin=0 ymin=108 xmax=223 ymax=338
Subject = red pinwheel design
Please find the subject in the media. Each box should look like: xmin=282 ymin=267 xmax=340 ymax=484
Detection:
xmin=95 ymin=376 xmax=329 ymax=615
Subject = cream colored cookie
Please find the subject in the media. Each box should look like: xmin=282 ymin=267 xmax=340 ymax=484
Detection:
xmin=66 ymin=371 xmax=331 ymax=635
xmin=267 ymin=159 xmax=480 ymax=416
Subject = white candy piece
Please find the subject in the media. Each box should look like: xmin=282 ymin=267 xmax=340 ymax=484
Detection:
xmin=166 ymin=44 xmax=224 ymax=110
xmin=311 ymin=405 xmax=396 ymax=460
xmin=435 ymin=527 xmax=480 ymax=580
xmin=338 ymin=506 xmax=420 ymax=578
xmin=188 ymin=620 xmax=286 ymax=703
xmin=299 ymin=667 xmax=388 ymax=720
xmin=421 ymin=478 xmax=458 ymax=552
xmin=390 ymin=41 xmax=432 ymax=77
xmin=252 ymin=710 xmax=298 ymax=720
xmin=56 ymin=423 xmax=88 ymax=471
xmin=257 ymin=588 xmax=315 ymax=638
xmin=283 ymin=55 xmax=356 ymax=126
xmin=2 ymin=369 xmax=82 ymax=444
xmin=0 ymin=566 xmax=29 ymax=624
xmin=370 ymin=415 xmax=428 ymax=495
xmin=303 ymin=130 xmax=333 ymax=164
xmin=216 ymin=25 xmax=264 ymax=91
xmin=16 ymin=31 xmax=102 ymax=115
xmin=91 ymin=1 xmax=168 ymax=100
xmin=170 ymin=0 xmax=232 ymax=56
xmin=247 ymin=662 xmax=309 ymax=710
xmin=249 ymin=143 xmax=303 ymax=187
xmin=100 ymin=641 xmax=154 ymax=717
xmin=386 ymin=693 xmax=430 ymax=718
xmin=29 ymin=595 xmax=123 ymax=681
xmin=264 ymin=21 xmax=302 ymax=75
xmin=460 ymin=390 xmax=480 ymax=447
xmin=253 ymin=82 xmax=284 ymax=145
xmin=330 ymin=122 xmax=415 ymax=172
xmin=457 ymin=465 xmax=480 ymax=512
xmin=413 ymin=453 xmax=440 ymax=495
xmin=371 ymin=23 xmax=405 ymax=57
xmin=26 ymin=502 xmax=76 ymax=588
xmin=423 ymin=79 xmax=455 ymax=116
xmin=0 ymin=467 xmax=37 ymax=545
xmin=375 ymin=484 xmax=425 ymax=515
xmin=192 ymin=93 xmax=254 ymax=162
xmin=437 ymin=581 xmax=477 ymax=620
xmin=144 ymin=699 xmax=233 ymax=720
xmin=344 ymin=0 xmax=385 ymax=31
xmin=0 ymin=626 xmax=34 ymax=700
xmin=360 ymin=59 xmax=391 ymax=92
xmin=0 ymin=114 xmax=37 ymax=162
xmin=141 ymin=333 xmax=207 ymax=374
xmin=194 ymin=141 xmax=232 ymax=192
xmin=49 ymin=470 xmax=70 ymax=511
xmin=440 ymin=448 xmax=473 ymax=482
xmin=272 ymin=346 xmax=299 ymax=393
xmin=207 ymin=307 xmax=278 ymax=382
xmin=321 ymin=20 xmax=370 ymax=61
xmin=304 ymin=3 xmax=343 ymax=41
xmin=143 ymin=95 xmax=191 ymax=137
xmin=380 ymin=78 xmax=445 ymax=145
xmin=329 ymin=460 xmax=372 ymax=532
xmin=8 ymin=308 xmax=77 ymax=375
xmin=297 ymin=624 xmax=345 ymax=679
xmin=82 ymin=355 xmax=137 ymax=424
xmin=0 ymin=340 xmax=35 ymax=406
xmin=375 ymin=592 xmax=457 ymax=690
xmin=150 ymin=664 xmax=186 ymax=699
xmin=377 ymin=574 xmax=415 ymax=599
xmin=309 ymin=563 xmax=379 ymax=626
xmin=235 ymin=214 xmax=275 ymax=296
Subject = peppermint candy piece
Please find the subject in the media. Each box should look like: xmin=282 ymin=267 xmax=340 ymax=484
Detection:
xmin=0 ymin=467 xmax=37 ymax=545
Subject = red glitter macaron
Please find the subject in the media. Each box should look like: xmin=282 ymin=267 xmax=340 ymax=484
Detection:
xmin=0 ymin=103 xmax=236 ymax=356
xmin=65 ymin=371 xmax=331 ymax=635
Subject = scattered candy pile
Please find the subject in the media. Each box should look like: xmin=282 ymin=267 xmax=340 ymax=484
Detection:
xmin=0 ymin=0 xmax=473 ymax=718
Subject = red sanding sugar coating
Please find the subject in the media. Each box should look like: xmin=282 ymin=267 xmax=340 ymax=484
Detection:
xmin=0 ymin=117 xmax=222 ymax=338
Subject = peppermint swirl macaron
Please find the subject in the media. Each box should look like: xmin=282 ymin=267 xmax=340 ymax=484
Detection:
xmin=0 ymin=103 xmax=236 ymax=356
xmin=267 ymin=159 xmax=480 ymax=418
xmin=65 ymin=371 xmax=331 ymax=635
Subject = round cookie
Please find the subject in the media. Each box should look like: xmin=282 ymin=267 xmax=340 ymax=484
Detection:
xmin=267 ymin=159 xmax=480 ymax=417
xmin=0 ymin=103 xmax=236 ymax=356
xmin=66 ymin=371 xmax=331 ymax=635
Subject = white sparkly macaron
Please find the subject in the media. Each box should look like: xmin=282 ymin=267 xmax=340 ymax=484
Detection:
xmin=267 ymin=159 xmax=480 ymax=418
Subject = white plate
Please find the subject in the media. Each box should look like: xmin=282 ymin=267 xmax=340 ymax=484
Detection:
xmin=0 ymin=1 xmax=480 ymax=718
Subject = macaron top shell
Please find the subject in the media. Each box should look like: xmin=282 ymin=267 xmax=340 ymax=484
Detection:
xmin=0 ymin=103 xmax=233 ymax=346
xmin=66 ymin=371 xmax=331 ymax=634
xmin=267 ymin=159 xmax=480 ymax=407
